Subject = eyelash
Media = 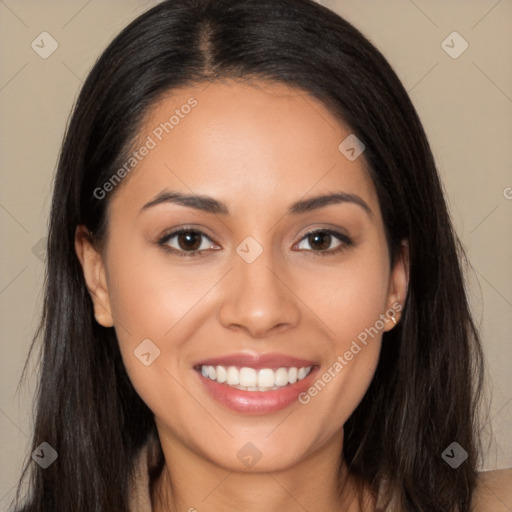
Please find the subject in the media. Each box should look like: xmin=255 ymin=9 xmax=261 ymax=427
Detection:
xmin=157 ymin=227 xmax=353 ymax=258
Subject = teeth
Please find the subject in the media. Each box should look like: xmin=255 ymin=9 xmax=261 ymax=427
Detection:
xmin=226 ymin=366 xmax=239 ymax=385
xmin=274 ymin=367 xmax=288 ymax=386
xmin=297 ymin=367 xmax=308 ymax=380
xmin=239 ymin=367 xmax=257 ymax=387
xmin=258 ymin=368 xmax=275 ymax=388
xmin=200 ymin=364 xmax=313 ymax=391
xmin=215 ymin=365 xmax=227 ymax=383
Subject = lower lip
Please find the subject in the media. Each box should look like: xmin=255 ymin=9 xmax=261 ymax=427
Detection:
xmin=196 ymin=367 xmax=319 ymax=414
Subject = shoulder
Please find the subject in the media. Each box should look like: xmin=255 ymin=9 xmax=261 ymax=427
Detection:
xmin=472 ymin=468 xmax=512 ymax=511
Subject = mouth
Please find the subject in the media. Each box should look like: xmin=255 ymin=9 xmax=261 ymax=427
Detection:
xmin=196 ymin=364 xmax=314 ymax=391
xmin=193 ymin=353 xmax=319 ymax=414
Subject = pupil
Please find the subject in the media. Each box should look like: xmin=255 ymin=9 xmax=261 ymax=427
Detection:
xmin=310 ymin=232 xmax=330 ymax=250
xmin=179 ymin=232 xmax=201 ymax=251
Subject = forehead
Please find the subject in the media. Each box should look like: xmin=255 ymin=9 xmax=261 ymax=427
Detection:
xmin=110 ymin=79 xmax=378 ymax=217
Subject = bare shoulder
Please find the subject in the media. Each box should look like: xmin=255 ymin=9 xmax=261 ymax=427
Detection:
xmin=472 ymin=468 xmax=512 ymax=511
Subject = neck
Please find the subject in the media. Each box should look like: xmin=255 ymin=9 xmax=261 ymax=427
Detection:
xmin=151 ymin=429 xmax=372 ymax=512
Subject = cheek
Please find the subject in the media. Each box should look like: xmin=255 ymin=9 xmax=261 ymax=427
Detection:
xmin=293 ymin=244 xmax=390 ymax=425
xmin=104 ymin=232 xmax=221 ymax=340
xmin=102 ymin=234 xmax=247 ymax=422
xmin=102 ymin=235 xmax=215 ymax=397
xmin=302 ymin=244 xmax=390 ymax=346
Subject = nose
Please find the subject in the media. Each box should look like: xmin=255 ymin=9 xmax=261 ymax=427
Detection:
xmin=218 ymin=247 xmax=301 ymax=338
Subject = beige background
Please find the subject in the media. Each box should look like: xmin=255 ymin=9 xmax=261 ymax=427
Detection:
xmin=1 ymin=0 xmax=511 ymax=508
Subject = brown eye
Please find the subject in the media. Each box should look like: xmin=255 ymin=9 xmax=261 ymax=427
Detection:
xmin=307 ymin=232 xmax=332 ymax=251
xmin=295 ymin=229 xmax=353 ymax=255
xmin=158 ymin=228 xmax=218 ymax=257
xmin=176 ymin=231 xmax=202 ymax=251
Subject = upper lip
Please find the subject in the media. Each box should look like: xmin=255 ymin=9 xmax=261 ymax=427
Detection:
xmin=193 ymin=352 xmax=318 ymax=370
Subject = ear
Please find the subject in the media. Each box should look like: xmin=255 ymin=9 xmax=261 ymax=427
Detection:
xmin=383 ymin=240 xmax=409 ymax=331
xmin=74 ymin=225 xmax=114 ymax=327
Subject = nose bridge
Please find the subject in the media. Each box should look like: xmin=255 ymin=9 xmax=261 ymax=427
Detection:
xmin=218 ymin=237 xmax=300 ymax=336
xmin=238 ymin=247 xmax=281 ymax=298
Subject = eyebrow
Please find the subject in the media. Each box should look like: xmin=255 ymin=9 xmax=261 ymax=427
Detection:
xmin=141 ymin=189 xmax=372 ymax=217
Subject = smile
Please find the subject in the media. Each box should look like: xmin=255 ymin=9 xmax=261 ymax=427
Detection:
xmin=193 ymin=353 xmax=319 ymax=414
xmin=199 ymin=364 xmax=313 ymax=392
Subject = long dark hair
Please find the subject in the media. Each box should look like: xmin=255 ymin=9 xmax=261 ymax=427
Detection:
xmin=13 ymin=0 xmax=484 ymax=510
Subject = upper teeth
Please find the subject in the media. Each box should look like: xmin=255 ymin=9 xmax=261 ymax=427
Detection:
xmin=200 ymin=365 xmax=313 ymax=391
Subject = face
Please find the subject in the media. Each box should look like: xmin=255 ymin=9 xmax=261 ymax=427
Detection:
xmin=76 ymin=80 xmax=408 ymax=473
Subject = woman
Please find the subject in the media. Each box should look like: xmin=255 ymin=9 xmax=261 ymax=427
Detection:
xmin=13 ymin=0 xmax=511 ymax=510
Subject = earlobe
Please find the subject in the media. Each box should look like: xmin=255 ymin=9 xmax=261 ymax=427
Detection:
xmin=384 ymin=240 xmax=410 ymax=331
xmin=74 ymin=225 xmax=114 ymax=327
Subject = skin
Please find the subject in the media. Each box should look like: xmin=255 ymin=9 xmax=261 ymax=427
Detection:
xmin=75 ymin=80 xmax=409 ymax=512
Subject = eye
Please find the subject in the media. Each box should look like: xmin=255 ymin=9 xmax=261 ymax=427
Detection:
xmin=158 ymin=228 xmax=218 ymax=257
xmin=157 ymin=227 xmax=352 ymax=258
xmin=294 ymin=229 xmax=353 ymax=255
